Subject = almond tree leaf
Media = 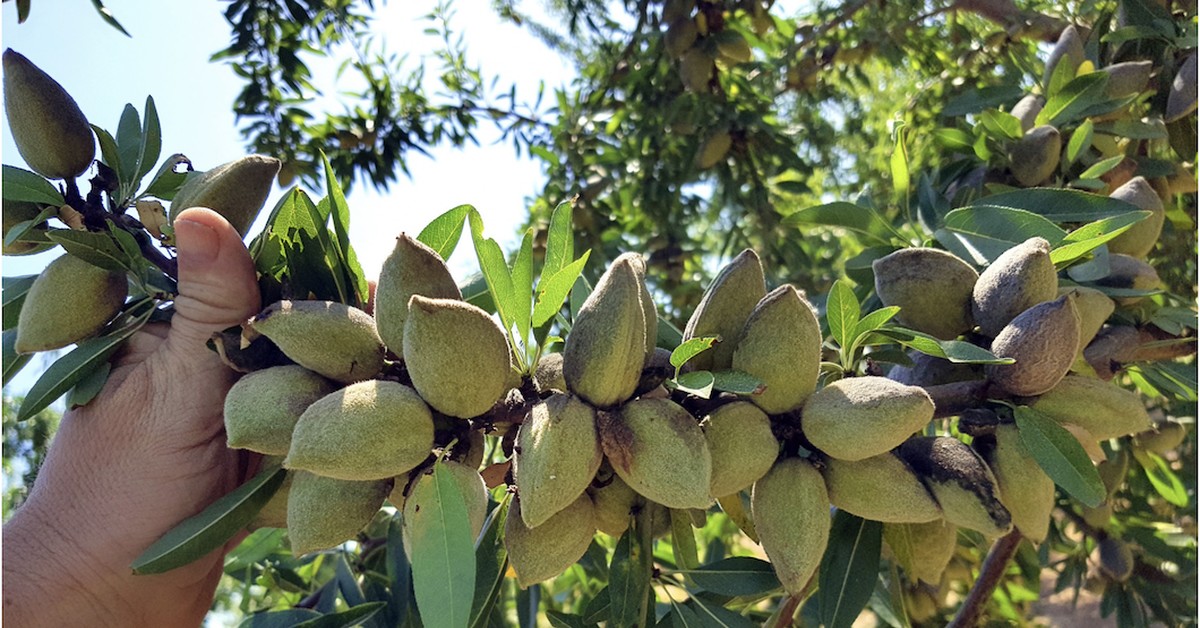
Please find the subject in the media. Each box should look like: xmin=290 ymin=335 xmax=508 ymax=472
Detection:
xmin=417 ymin=204 xmax=472 ymax=261
xmin=66 ymin=360 xmax=111 ymax=409
xmin=467 ymin=497 xmax=510 ymax=628
xmin=1078 ymin=155 xmax=1126 ymax=180
xmin=875 ymin=327 xmax=1013 ymax=365
xmin=852 ymin=307 xmax=901 ymax=341
xmin=386 ymin=514 xmax=417 ymax=626
xmin=818 ymin=511 xmax=882 ymax=628
xmin=782 ymin=202 xmax=894 ymax=245
xmin=90 ymin=0 xmax=132 ymax=36
xmin=685 ymin=596 xmax=759 ymax=628
xmin=1038 ymin=73 xmax=1109 ymax=126
xmin=2 ymin=274 xmax=37 ymax=331
xmin=670 ymin=509 xmax=700 ymax=570
xmin=1066 ymin=119 xmax=1094 ymax=165
xmin=91 ymin=124 xmax=124 ymax=183
xmin=136 ymin=96 xmax=163 ymax=183
xmin=468 ymin=210 xmax=517 ymax=336
xmin=670 ymin=337 xmax=719 ymax=372
xmin=1131 ymin=448 xmax=1189 ymax=507
xmin=547 ymin=612 xmax=589 ymax=628
xmin=935 ymin=206 xmax=1067 ymax=264
xmin=674 ymin=370 xmax=715 ymax=398
xmin=609 ymin=519 xmax=652 ymax=628
xmin=682 ymin=556 xmax=780 ymax=596
xmin=238 ymin=609 xmax=323 ymax=628
xmin=543 ymin=200 xmax=575 ymax=279
xmin=533 ymin=253 xmax=590 ymax=328
xmin=1050 ymin=211 xmax=1149 ymax=265
xmin=711 ymin=370 xmax=765 ymax=396
xmin=292 ymin=602 xmax=387 ymax=628
xmin=18 ymin=302 xmax=153 ymax=422
xmin=967 ymin=188 xmax=1141 ymax=222
xmin=131 ymin=464 xmax=286 ymax=574
xmin=318 ymin=153 xmax=368 ymax=307
xmin=512 ymin=229 xmax=535 ymax=345
xmin=826 ymin=279 xmax=860 ymax=351
xmin=141 ymin=153 xmax=190 ymax=201
xmin=410 ymin=462 xmax=476 ymax=628
xmin=2 ymin=165 xmax=65 ymax=205
xmin=116 ymin=103 xmax=142 ymax=187
xmin=715 ymin=494 xmax=758 ymax=543
xmin=2 ymin=329 xmax=32 ymax=387
xmin=1014 ymin=406 xmax=1106 ymax=507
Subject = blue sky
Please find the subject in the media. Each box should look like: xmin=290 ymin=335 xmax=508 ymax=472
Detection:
xmin=2 ymin=0 xmax=576 ymax=392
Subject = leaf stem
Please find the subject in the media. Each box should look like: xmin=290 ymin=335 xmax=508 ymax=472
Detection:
xmin=946 ymin=529 xmax=1023 ymax=628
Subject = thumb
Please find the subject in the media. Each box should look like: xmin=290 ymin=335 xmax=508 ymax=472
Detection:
xmin=166 ymin=207 xmax=262 ymax=353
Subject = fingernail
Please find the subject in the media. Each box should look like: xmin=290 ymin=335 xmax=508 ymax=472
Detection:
xmin=176 ymin=218 xmax=220 ymax=268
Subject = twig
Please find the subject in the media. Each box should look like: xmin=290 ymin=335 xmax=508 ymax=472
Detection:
xmin=946 ymin=530 xmax=1023 ymax=628
xmin=1084 ymin=325 xmax=1198 ymax=381
xmin=772 ymin=593 xmax=803 ymax=628
xmin=926 ymin=380 xmax=991 ymax=418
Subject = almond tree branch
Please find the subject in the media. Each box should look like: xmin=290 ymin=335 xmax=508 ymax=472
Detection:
xmin=951 ymin=0 xmax=1070 ymax=42
xmin=946 ymin=529 xmax=1024 ymax=628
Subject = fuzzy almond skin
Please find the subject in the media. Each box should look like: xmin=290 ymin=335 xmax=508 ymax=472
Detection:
xmin=286 ymin=380 xmax=434 ymax=481
xmin=514 ymin=393 xmax=602 ymax=528
xmin=1135 ymin=421 xmax=1188 ymax=456
xmin=621 ymin=252 xmax=658 ymax=359
xmin=14 ymin=254 xmax=127 ymax=354
xmin=286 ymin=471 xmax=389 ymax=555
xmin=1107 ymin=177 xmax=1165 ymax=258
xmin=224 ymin=365 xmax=337 ymax=455
xmin=898 ymin=436 xmax=1012 ymax=537
xmin=887 ymin=352 xmax=982 ymax=387
xmin=168 ymin=155 xmax=280 ymax=236
xmin=750 ymin=458 xmax=831 ymax=595
xmin=403 ymin=295 xmax=512 ymax=418
xmin=702 ymin=401 xmax=779 ymax=498
xmin=1059 ymin=286 xmax=1114 ymax=352
xmin=802 ymin=376 xmax=935 ymax=462
xmin=731 ymin=285 xmax=822 ymax=414
xmin=589 ymin=468 xmax=638 ymax=537
xmin=1165 ymin=51 xmax=1197 ymax=123
xmin=883 ymin=519 xmax=958 ymax=584
xmin=971 ymin=237 xmax=1058 ymax=337
xmin=562 ymin=255 xmax=647 ymax=408
xmin=872 ymin=248 xmax=979 ymax=340
xmin=683 ymin=249 xmax=767 ymax=371
xmin=1096 ymin=253 xmax=1161 ymax=306
xmin=1042 ymin=24 xmax=1085 ymax=89
xmin=986 ymin=294 xmax=1080 ymax=396
xmin=505 ymin=495 xmax=596 ymax=588
xmin=534 ymin=351 xmax=567 ymax=393
xmin=374 ymin=233 xmax=462 ymax=353
xmin=822 ymin=452 xmax=942 ymax=523
xmin=3 ymin=49 xmax=95 ymax=179
xmin=1027 ymin=375 xmax=1153 ymax=441
xmin=1009 ymin=125 xmax=1062 ymax=187
xmin=250 ymin=300 xmax=385 ymax=384
xmin=1011 ymin=94 xmax=1044 ymax=132
xmin=1102 ymin=60 xmax=1153 ymax=100
xmin=977 ymin=425 xmax=1055 ymax=544
xmin=601 ymin=398 xmax=713 ymax=509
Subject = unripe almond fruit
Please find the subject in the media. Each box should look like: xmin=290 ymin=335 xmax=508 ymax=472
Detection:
xmin=250 ymin=300 xmax=385 ymax=384
xmin=224 ymin=365 xmax=336 ymax=455
xmin=169 ymin=155 xmax=281 ymax=236
xmin=1095 ymin=254 xmax=1160 ymax=306
xmin=1042 ymin=25 xmax=1085 ymax=89
xmin=696 ymin=130 xmax=732 ymax=169
xmin=977 ymin=425 xmax=1055 ymax=543
xmin=1059 ymin=286 xmax=1114 ymax=352
xmin=822 ymin=452 xmax=942 ymax=523
xmin=589 ymin=465 xmax=639 ymax=537
xmin=374 ymin=233 xmax=461 ymax=353
xmin=887 ymin=352 xmax=982 ymax=387
xmin=3 ymin=49 xmax=95 ymax=179
xmin=1028 ymin=375 xmax=1152 ymax=441
xmin=683 ymin=249 xmax=766 ymax=371
xmin=679 ymin=48 xmax=713 ymax=92
xmin=702 ymin=401 xmax=778 ymax=498
xmin=898 ymin=436 xmax=1012 ymax=537
xmin=1165 ymin=51 xmax=1197 ymax=123
xmin=665 ymin=18 xmax=699 ymax=59
xmin=533 ymin=351 xmax=567 ymax=393
xmin=286 ymin=471 xmax=389 ymax=555
xmin=1101 ymin=60 xmax=1152 ymax=99
xmin=1009 ymin=125 xmax=1061 ymax=187
xmin=563 ymin=255 xmax=647 ymax=408
xmin=883 ymin=519 xmax=958 ymax=584
xmin=802 ymin=376 xmax=935 ymax=462
xmin=505 ymin=494 xmax=596 ymax=588
xmin=1096 ymin=537 xmax=1134 ymax=582
xmin=1011 ymin=94 xmax=1044 ymax=132
xmin=731 ymin=285 xmax=822 ymax=414
xmin=403 ymin=295 xmax=511 ymax=418
xmin=750 ymin=458 xmax=830 ymax=594
xmin=601 ymin=398 xmax=712 ymax=509
xmin=872 ymin=248 xmax=978 ymax=340
xmin=1106 ymin=177 xmax=1164 ymax=259
xmin=985 ymin=294 xmax=1080 ymax=396
xmin=972 ymin=237 xmax=1058 ymax=337
xmin=624 ymin=253 xmax=658 ymax=358
xmin=514 ymin=393 xmax=602 ymax=528
xmin=14 ymin=254 xmax=127 ymax=354
xmin=285 ymin=380 xmax=434 ymax=481
xmin=1134 ymin=421 xmax=1187 ymax=456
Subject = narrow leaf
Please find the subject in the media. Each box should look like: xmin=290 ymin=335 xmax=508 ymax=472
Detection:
xmin=468 ymin=211 xmax=516 ymax=336
xmin=410 ymin=462 xmax=476 ymax=628
xmin=468 ymin=498 xmax=510 ymax=628
xmin=512 ymin=229 xmax=535 ymax=345
xmin=386 ymin=514 xmax=416 ymax=626
xmin=782 ymin=202 xmax=894 ymax=245
xmin=826 ymin=280 xmax=860 ymax=351
xmin=683 ymin=556 xmax=780 ymax=596
xmin=1066 ymin=119 xmax=1094 ymax=165
xmin=66 ymin=360 xmax=111 ymax=408
xmin=1050 ymin=212 xmax=1148 ymax=265
xmin=46 ymin=230 xmax=137 ymax=272
xmin=1078 ymin=155 xmax=1126 ymax=180
xmin=132 ymin=465 xmax=286 ymax=574
xmin=117 ymin=103 xmax=142 ymax=185
xmin=670 ymin=337 xmax=719 ymax=372
xmin=137 ymin=96 xmax=163 ymax=182
xmin=711 ymin=370 xmax=766 ymax=396
xmin=936 ymin=206 xmax=1067 ymax=264
xmin=2 ymin=329 xmax=32 ymax=387
xmin=608 ymin=520 xmax=652 ymax=628
xmin=1 ymin=165 xmax=65 ymax=205
xmin=715 ymin=495 xmax=758 ymax=543
xmin=670 ymin=509 xmax=700 ymax=570
xmin=1131 ymin=448 xmax=1189 ymax=507
xmin=239 ymin=609 xmax=323 ymax=628
xmin=674 ymin=371 xmax=715 ymax=398
xmin=543 ymin=201 xmax=574 ymax=278
xmin=2 ymin=274 xmax=37 ymax=331
xmin=533 ymin=253 xmax=590 ymax=328
xmin=92 ymin=125 xmax=124 ymax=183
xmin=292 ymin=602 xmax=387 ymax=628
xmin=418 ymin=205 xmax=472 ymax=261
xmin=1014 ymin=406 xmax=1106 ymax=507
xmin=818 ymin=511 xmax=882 ymax=628
xmin=891 ymin=126 xmax=910 ymax=205
xmin=875 ymin=327 xmax=1013 ymax=365
xmin=1038 ymin=73 xmax=1109 ymax=127
xmin=968 ymin=188 xmax=1142 ymax=222
xmin=852 ymin=307 xmax=901 ymax=341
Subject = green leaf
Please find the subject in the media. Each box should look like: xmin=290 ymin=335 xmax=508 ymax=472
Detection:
xmin=292 ymin=602 xmax=387 ymax=628
xmin=682 ymin=556 xmax=780 ymax=596
xmin=875 ymin=327 xmax=1014 ymax=365
xmin=1050 ymin=212 xmax=1149 ymax=265
xmin=1078 ymin=155 xmax=1126 ymax=180
xmin=1066 ymin=119 xmax=1094 ymax=165
xmin=92 ymin=124 xmax=124 ymax=184
xmin=512 ymin=229 xmax=535 ymax=347
xmin=18 ymin=302 xmax=153 ymax=422
xmin=2 ymin=165 xmax=65 ymax=206
xmin=468 ymin=498 xmax=510 ymax=628
xmin=47 ymin=229 xmax=138 ymax=272
xmin=608 ymin=520 xmax=652 ymax=628
xmin=223 ymin=528 xmax=287 ymax=574
xmin=685 ymin=596 xmax=759 ymax=628
xmin=1013 ymin=406 xmax=1106 ymax=507
xmin=66 ymin=360 xmax=111 ymax=409
xmin=318 ymin=153 xmax=369 ymax=307
xmin=1037 ymin=73 xmax=1110 ymax=127
xmin=117 ymin=103 xmax=143 ymax=188
xmin=674 ymin=371 xmax=715 ymax=398
xmin=386 ymin=515 xmax=416 ymax=626
xmin=670 ymin=509 xmax=700 ymax=570
xmin=141 ymin=153 xmax=190 ymax=201
xmin=1131 ymin=448 xmax=1188 ymax=507
xmin=136 ymin=96 xmax=163 ymax=183
xmin=852 ymin=307 xmax=900 ymax=341
xmin=826 ymin=280 xmax=860 ymax=351
xmin=239 ymin=609 xmax=323 ymax=628
xmin=933 ymin=128 xmax=973 ymax=150
xmin=891 ymin=126 xmax=910 ymax=205
xmin=469 ymin=210 xmax=517 ymax=338
xmin=941 ymin=84 xmax=1024 ymax=117
xmin=543 ymin=201 xmax=575 ymax=279
xmin=2 ymin=274 xmax=37 ymax=331
xmin=935 ymin=206 xmax=1066 ymax=265
xmin=782 ymin=202 xmax=895 ymax=245
xmin=670 ymin=337 xmax=719 ymax=373
xmin=418 ymin=205 xmax=472 ymax=261
xmin=970 ymin=187 xmax=1145 ymax=222
xmin=818 ymin=511 xmax=882 ymax=628
xmin=410 ymin=462 xmax=476 ymax=628
xmin=90 ymin=0 xmax=131 ymax=36
xmin=533 ymin=254 xmax=590 ymax=328
xmin=547 ymin=612 xmax=589 ymax=628
xmin=711 ymin=370 xmax=766 ymax=396
xmin=2 ymin=329 xmax=32 ymax=387
xmin=979 ymin=109 xmax=1024 ymax=140
xmin=131 ymin=465 xmax=286 ymax=574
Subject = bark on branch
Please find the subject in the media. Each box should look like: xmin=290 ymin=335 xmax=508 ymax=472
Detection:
xmin=952 ymin=0 xmax=1070 ymax=42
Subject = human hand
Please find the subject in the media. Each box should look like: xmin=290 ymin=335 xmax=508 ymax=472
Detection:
xmin=2 ymin=208 xmax=262 ymax=627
